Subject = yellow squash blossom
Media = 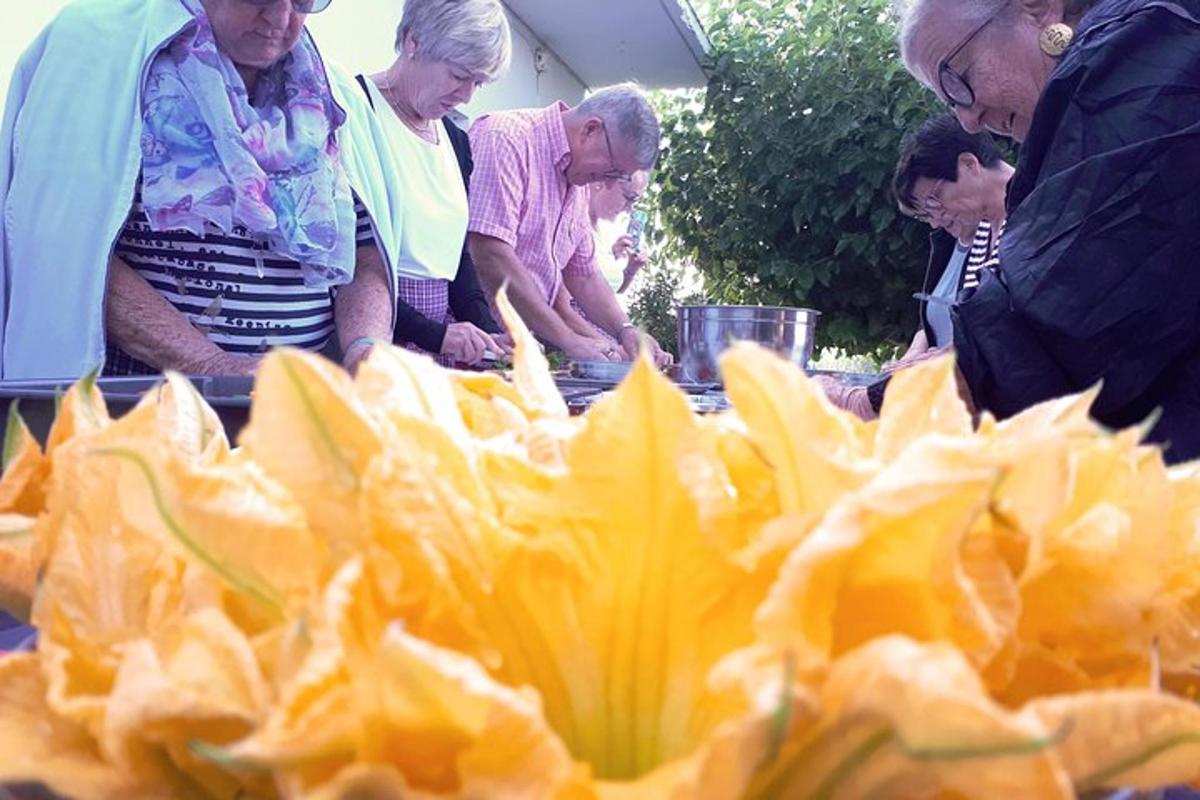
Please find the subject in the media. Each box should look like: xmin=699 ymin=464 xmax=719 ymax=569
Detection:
xmin=1 ymin=302 xmax=1200 ymax=798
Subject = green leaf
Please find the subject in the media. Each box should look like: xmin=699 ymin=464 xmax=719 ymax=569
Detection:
xmin=646 ymin=0 xmax=933 ymax=354
xmin=3 ymin=401 xmax=26 ymax=470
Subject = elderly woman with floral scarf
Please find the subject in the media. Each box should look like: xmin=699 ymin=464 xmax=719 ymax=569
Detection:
xmin=0 ymin=0 xmax=398 ymax=379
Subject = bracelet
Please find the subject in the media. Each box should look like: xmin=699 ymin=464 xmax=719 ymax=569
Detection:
xmin=345 ymin=337 xmax=377 ymax=356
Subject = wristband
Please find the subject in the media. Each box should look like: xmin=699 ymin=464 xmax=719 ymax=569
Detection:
xmin=346 ymin=337 xmax=376 ymax=356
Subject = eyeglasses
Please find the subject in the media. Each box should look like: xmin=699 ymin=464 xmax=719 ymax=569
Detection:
xmin=907 ymin=179 xmax=948 ymax=223
xmin=240 ymin=0 xmax=334 ymax=14
xmin=618 ymin=180 xmax=642 ymax=207
xmin=937 ymin=7 xmax=1004 ymax=108
xmin=600 ymin=124 xmax=632 ymax=182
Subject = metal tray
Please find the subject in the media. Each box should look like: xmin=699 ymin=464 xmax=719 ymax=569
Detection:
xmin=805 ymin=369 xmax=882 ymax=387
xmin=0 ymin=375 xmax=254 ymax=446
xmin=556 ymin=375 xmax=719 ymax=395
xmin=569 ymin=360 xmax=635 ymax=382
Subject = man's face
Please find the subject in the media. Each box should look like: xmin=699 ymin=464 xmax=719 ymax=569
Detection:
xmin=566 ymin=118 xmax=641 ymax=187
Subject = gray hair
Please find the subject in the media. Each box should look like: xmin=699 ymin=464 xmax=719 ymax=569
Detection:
xmin=896 ymin=0 xmax=1007 ymax=80
xmin=576 ymin=83 xmax=662 ymax=171
xmin=396 ymin=0 xmax=513 ymax=83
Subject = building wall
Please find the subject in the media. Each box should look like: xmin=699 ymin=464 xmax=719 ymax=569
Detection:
xmin=1 ymin=2 xmax=586 ymax=120
xmin=464 ymin=8 xmax=587 ymax=116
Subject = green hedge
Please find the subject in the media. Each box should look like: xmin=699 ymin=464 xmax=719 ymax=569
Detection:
xmin=651 ymin=0 xmax=941 ymax=351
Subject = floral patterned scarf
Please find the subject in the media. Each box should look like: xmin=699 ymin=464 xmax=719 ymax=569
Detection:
xmin=140 ymin=0 xmax=355 ymax=286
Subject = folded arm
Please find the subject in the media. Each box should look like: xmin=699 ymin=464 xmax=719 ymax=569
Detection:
xmin=104 ymin=254 xmax=258 ymax=375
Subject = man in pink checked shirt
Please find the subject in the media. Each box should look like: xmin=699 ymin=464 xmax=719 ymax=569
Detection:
xmin=466 ymin=84 xmax=671 ymax=365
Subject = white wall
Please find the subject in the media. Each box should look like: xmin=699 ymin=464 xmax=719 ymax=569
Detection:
xmin=1 ymin=2 xmax=76 ymax=109
xmin=464 ymin=8 xmax=587 ymax=117
xmin=2 ymin=1 xmax=586 ymax=121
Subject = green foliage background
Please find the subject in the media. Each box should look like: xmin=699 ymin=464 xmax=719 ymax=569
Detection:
xmin=644 ymin=0 xmax=941 ymax=351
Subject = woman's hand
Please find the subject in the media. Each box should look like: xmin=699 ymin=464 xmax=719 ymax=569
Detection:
xmin=617 ymin=327 xmax=672 ymax=367
xmin=813 ymin=374 xmax=876 ymax=420
xmin=884 ymin=343 xmax=953 ymax=375
xmin=200 ymin=351 xmax=263 ymax=376
xmin=618 ymin=252 xmax=648 ymax=294
xmin=441 ymin=322 xmax=504 ymax=366
xmin=489 ymin=332 xmax=515 ymax=357
xmin=899 ymin=329 xmax=931 ymax=362
xmin=611 ymin=235 xmax=636 ymax=261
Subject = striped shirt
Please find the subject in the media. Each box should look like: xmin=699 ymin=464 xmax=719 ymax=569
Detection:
xmin=104 ymin=186 xmax=374 ymax=375
xmin=467 ymin=103 xmax=598 ymax=310
xmin=961 ymin=220 xmax=1004 ymax=291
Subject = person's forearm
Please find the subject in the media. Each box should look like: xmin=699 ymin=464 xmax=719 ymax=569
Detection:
xmin=467 ymin=234 xmax=577 ymax=347
xmin=336 ymin=245 xmax=394 ymax=362
xmin=105 ymin=255 xmax=234 ymax=373
xmin=553 ymin=287 xmax=605 ymax=338
xmin=394 ymin=297 xmax=448 ymax=353
xmin=564 ymin=272 xmax=629 ymax=338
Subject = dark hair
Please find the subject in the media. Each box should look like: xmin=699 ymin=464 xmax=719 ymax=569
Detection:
xmin=892 ymin=113 xmax=1004 ymax=212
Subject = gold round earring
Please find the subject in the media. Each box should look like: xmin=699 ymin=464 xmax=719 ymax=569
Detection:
xmin=1039 ymin=23 xmax=1074 ymax=56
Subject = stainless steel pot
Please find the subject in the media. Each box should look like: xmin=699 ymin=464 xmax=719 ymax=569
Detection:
xmin=676 ymin=305 xmax=821 ymax=383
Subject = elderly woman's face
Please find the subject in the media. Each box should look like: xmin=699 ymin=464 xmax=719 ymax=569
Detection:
xmin=201 ymin=0 xmax=307 ymax=74
xmin=393 ymin=33 xmax=489 ymax=121
xmin=905 ymin=3 xmax=1059 ymax=142
xmin=590 ymin=171 xmax=649 ymax=221
xmin=910 ymin=156 xmax=998 ymax=242
xmin=412 ymin=59 xmax=486 ymax=120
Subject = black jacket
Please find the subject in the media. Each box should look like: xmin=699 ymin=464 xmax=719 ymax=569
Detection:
xmin=952 ymin=0 xmax=1200 ymax=462
xmin=354 ymin=75 xmax=501 ymax=354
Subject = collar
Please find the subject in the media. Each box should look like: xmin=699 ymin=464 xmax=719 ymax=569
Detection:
xmin=537 ymin=101 xmax=573 ymax=174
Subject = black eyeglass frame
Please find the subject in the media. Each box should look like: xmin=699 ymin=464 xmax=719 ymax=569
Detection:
xmin=600 ymin=123 xmax=633 ymax=182
xmin=240 ymin=0 xmax=334 ymax=14
xmin=936 ymin=6 xmax=1006 ymax=108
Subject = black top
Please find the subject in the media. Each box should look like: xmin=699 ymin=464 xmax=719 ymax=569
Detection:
xmin=354 ymin=74 xmax=501 ymax=354
xmin=952 ymin=0 xmax=1200 ymax=463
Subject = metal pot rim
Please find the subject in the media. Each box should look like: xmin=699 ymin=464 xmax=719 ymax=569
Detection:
xmin=676 ymin=304 xmax=822 ymax=315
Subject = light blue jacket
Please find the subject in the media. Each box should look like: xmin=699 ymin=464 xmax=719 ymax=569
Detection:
xmin=0 ymin=0 xmax=405 ymax=379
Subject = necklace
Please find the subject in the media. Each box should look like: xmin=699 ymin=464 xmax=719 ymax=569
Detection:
xmin=377 ymin=77 xmax=439 ymax=144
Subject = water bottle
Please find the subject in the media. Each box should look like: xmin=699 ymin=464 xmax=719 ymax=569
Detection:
xmin=627 ymin=209 xmax=649 ymax=255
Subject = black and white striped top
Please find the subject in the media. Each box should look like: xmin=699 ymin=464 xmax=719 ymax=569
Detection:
xmin=104 ymin=185 xmax=374 ymax=376
xmin=961 ymin=220 xmax=1004 ymax=291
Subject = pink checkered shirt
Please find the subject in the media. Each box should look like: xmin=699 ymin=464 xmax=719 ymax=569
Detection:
xmin=467 ymin=103 xmax=597 ymax=308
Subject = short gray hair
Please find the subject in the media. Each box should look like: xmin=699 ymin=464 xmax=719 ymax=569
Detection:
xmin=576 ymin=83 xmax=662 ymax=171
xmin=896 ymin=0 xmax=1006 ymax=80
xmin=396 ymin=0 xmax=513 ymax=83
